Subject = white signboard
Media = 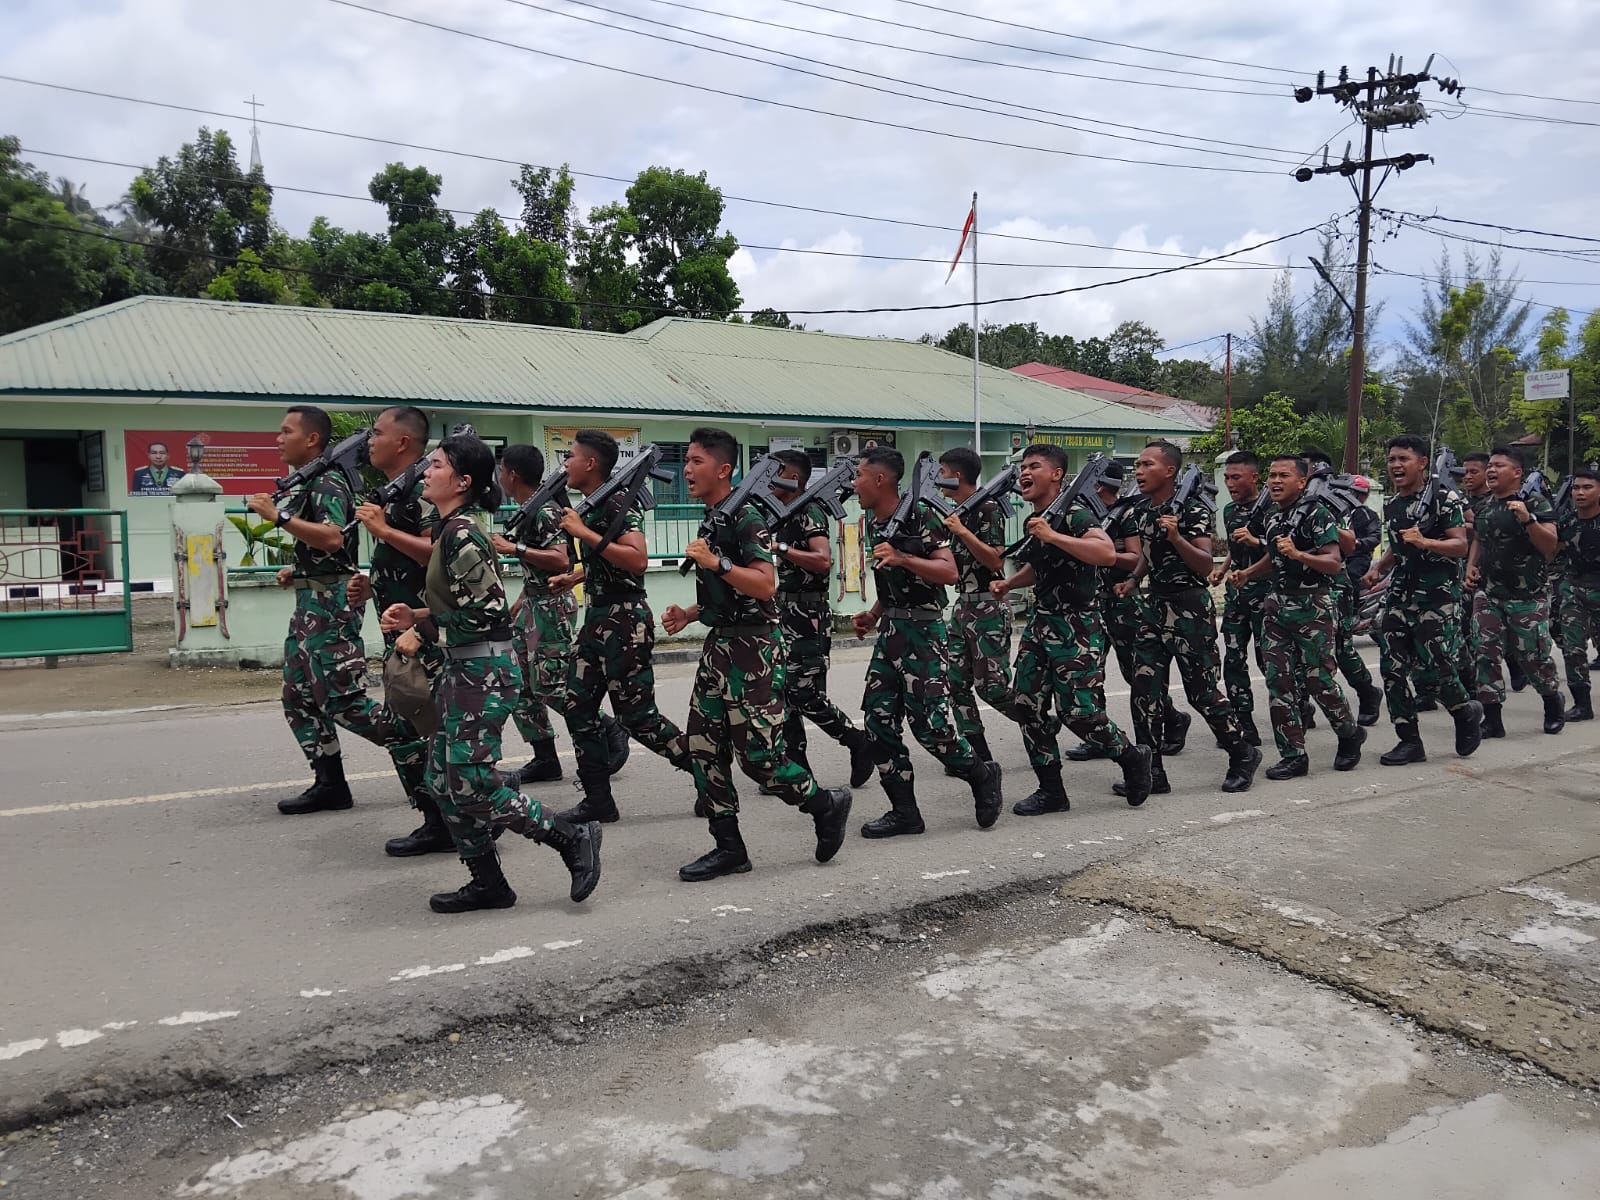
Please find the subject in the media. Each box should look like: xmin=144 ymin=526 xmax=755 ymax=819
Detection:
xmin=1525 ymin=369 xmax=1571 ymax=401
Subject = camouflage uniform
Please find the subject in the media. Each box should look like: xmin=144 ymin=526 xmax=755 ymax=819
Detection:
xmin=684 ymin=503 xmax=818 ymax=817
xmin=946 ymin=498 xmax=1015 ymax=748
xmin=774 ymin=500 xmax=862 ymax=757
xmin=1329 ymin=511 xmax=1379 ymax=696
xmin=1219 ymin=496 xmax=1270 ymax=722
xmin=1261 ymin=501 xmax=1357 ymax=761
xmin=1095 ymin=499 xmax=1182 ymax=734
xmin=1473 ymin=492 xmax=1561 ymax=702
xmin=1556 ymin=511 xmax=1600 ymax=692
xmin=565 ymin=492 xmax=687 ymax=773
xmin=1011 ymin=502 xmax=1130 ymax=767
xmin=1376 ymin=489 xmax=1471 ymax=720
xmin=1128 ymin=496 xmax=1243 ymax=764
xmin=508 ymin=500 xmax=578 ymax=742
xmin=863 ymin=506 xmax=975 ymax=784
xmin=421 ymin=512 xmax=557 ymax=859
xmin=1459 ymin=491 xmax=1491 ymax=685
xmin=279 ymin=471 xmax=420 ymax=768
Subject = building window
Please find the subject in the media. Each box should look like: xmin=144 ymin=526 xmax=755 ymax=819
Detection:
xmin=652 ymin=442 xmax=689 ymax=506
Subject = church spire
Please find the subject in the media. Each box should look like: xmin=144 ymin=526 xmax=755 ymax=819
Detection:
xmin=244 ymin=94 xmax=264 ymax=173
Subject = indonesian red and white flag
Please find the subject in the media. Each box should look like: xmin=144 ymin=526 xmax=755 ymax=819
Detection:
xmin=944 ymin=203 xmax=975 ymax=284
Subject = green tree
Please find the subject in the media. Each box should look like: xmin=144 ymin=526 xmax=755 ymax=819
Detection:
xmin=571 ymin=202 xmax=644 ymax=331
xmin=205 ymin=247 xmax=289 ymax=304
xmin=1189 ymin=391 xmax=1305 ymax=460
xmin=626 ymin=167 xmax=740 ymax=319
xmin=1105 ymin=319 xmax=1164 ymax=388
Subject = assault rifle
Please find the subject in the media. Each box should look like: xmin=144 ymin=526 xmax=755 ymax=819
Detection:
xmin=678 ymin=455 xmax=797 ymax=575
xmin=574 ymin=444 xmax=674 ymax=555
xmin=928 ymin=463 xmax=1020 ymax=523
xmin=1553 ymin=474 xmax=1575 ymax=518
xmin=773 ymin=458 xmax=857 ymax=526
xmin=870 ymin=451 xmax=942 ymax=567
xmin=1518 ymin=469 xmax=1553 ymax=521
xmin=343 ymin=420 xmax=476 ymax=535
xmin=1280 ymin=463 xmax=1363 ymax=538
xmin=1408 ymin=445 xmax=1461 ymax=532
xmin=503 ymin=463 xmax=571 ymax=544
xmin=1005 ymin=452 xmax=1112 ymax=557
xmin=1165 ymin=464 xmax=1219 ymax=519
xmin=272 ymin=427 xmax=373 ymax=517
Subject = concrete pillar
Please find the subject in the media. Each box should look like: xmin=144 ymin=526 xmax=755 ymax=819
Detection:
xmin=168 ymin=470 xmax=230 ymax=666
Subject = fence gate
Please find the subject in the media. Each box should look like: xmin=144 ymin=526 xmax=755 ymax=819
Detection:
xmin=0 ymin=509 xmax=134 ymax=661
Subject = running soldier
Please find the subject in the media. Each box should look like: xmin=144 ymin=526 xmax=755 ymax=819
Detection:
xmin=766 ymin=451 xmax=875 ymax=789
xmin=552 ymin=430 xmax=691 ymax=825
xmin=1210 ymin=451 xmax=1269 ymax=748
xmin=1122 ymin=441 xmax=1261 ymax=794
xmin=1452 ymin=451 xmax=1494 ymax=702
xmin=1301 ymin=448 xmax=1384 ymax=726
xmin=1231 ymin=454 xmax=1364 ymax=778
xmin=1361 ymin=434 xmax=1484 ymax=764
xmin=938 ymin=446 xmax=1016 ymax=767
xmin=246 ymin=406 xmax=424 ymax=815
xmin=661 ymin=429 xmax=853 ymax=881
xmin=1556 ymin=470 xmax=1600 ymax=721
xmin=1466 ymin=447 xmax=1565 ymax=737
xmin=990 ymin=444 xmax=1153 ymax=814
xmin=1066 ymin=463 xmax=1190 ymax=762
xmin=379 ymin=433 xmax=600 ymax=913
xmin=490 ymin=444 xmax=629 ymax=785
xmin=851 ymin=447 xmax=1004 ymax=837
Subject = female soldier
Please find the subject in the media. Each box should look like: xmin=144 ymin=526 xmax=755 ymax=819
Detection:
xmin=381 ymin=433 xmax=601 ymax=913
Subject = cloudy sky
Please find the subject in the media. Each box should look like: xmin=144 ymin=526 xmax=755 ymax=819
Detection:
xmin=6 ymin=0 xmax=1598 ymax=365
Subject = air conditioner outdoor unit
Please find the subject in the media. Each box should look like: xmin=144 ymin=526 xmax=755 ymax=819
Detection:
xmin=830 ymin=432 xmax=861 ymax=458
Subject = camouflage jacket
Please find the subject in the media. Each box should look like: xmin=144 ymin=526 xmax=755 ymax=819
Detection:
xmin=1131 ymin=494 xmax=1214 ymax=593
xmin=511 ymin=499 xmax=570 ymax=598
xmin=425 ymin=510 xmax=511 ymax=646
xmin=579 ymin=491 xmax=646 ymax=603
xmin=1097 ymin=497 xmax=1141 ymax=603
xmin=1264 ymin=501 xmax=1340 ymax=594
xmin=369 ymin=469 xmax=430 ymax=613
xmin=1384 ymin=487 xmax=1466 ymax=599
xmin=287 ymin=470 xmax=358 ymax=579
xmin=1476 ymin=491 xmax=1556 ymax=600
xmin=1561 ymin=511 xmax=1600 ymax=584
xmin=1016 ymin=500 xmax=1099 ymax=612
xmin=952 ymin=497 xmax=1008 ymax=596
xmin=1222 ymin=496 xmax=1271 ymax=599
xmin=868 ymin=504 xmax=949 ymax=613
xmin=697 ymin=501 xmax=778 ymax=628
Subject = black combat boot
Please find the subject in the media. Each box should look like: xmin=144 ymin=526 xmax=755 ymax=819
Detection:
xmin=1220 ymin=742 xmax=1263 ymax=793
xmin=947 ymin=731 xmax=992 ymax=777
xmin=1480 ymin=701 xmax=1506 ymax=739
xmin=278 ymin=755 xmax=355 ymax=815
xmin=385 ymin=794 xmax=455 ymax=857
xmin=533 ymin=816 xmax=603 ymax=902
xmin=516 ymin=738 xmax=563 ymax=785
xmin=1160 ymin=709 xmax=1192 ymax=757
xmin=1114 ymin=751 xmax=1170 ymax=798
xmin=1013 ymin=763 xmax=1070 ymax=816
xmin=801 ymin=787 xmax=853 ymax=863
xmin=679 ymin=814 xmax=752 ymax=881
xmin=1064 ymin=741 xmax=1108 ymax=762
xmin=1565 ymin=685 xmax=1593 ymax=723
xmin=601 ymin=713 xmax=631 ymax=775
xmin=1379 ymin=722 xmax=1427 ymax=765
xmin=1264 ymin=755 xmax=1309 ymax=781
xmin=1509 ymin=663 xmax=1529 ymax=693
xmin=1543 ymin=692 xmax=1567 ymax=735
xmin=842 ymin=728 xmax=876 ymax=789
xmin=1355 ymin=683 xmax=1383 ymax=728
xmin=965 ymin=759 xmax=1004 ymax=829
xmin=1333 ymin=726 xmax=1366 ymax=772
xmin=1415 ymin=692 xmax=1438 ymax=713
xmin=1452 ymin=700 xmax=1484 ymax=757
xmin=861 ymin=777 xmax=925 ymax=838
xmin=1114 ymin=744 xmax=1154 ymax=808
xmin=556 ymin=767 xmax=621 ymax=824
xmin=429 ymin=851 xmax=517 ymax=913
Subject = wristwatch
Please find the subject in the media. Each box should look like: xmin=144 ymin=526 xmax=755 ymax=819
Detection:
xmin=514 ymin=541 xmax=528 ymax=558
xmin=776 ymin=541 xmax=791 ymax=554
xmin=716 ymin=555 xmax=735 ymax=576
xmin=274 ymin=510 xmax=291 ymax=529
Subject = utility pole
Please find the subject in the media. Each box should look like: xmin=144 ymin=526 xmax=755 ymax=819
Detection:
xmin=1223 ymin=332 xmax=1232 ymax=448
xmin=1295 ymin=56 xmax=1462 ymax=470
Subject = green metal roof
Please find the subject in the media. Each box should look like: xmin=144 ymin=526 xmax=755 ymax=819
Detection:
xmin=0 ymin=296 xmax=1196 ymax=435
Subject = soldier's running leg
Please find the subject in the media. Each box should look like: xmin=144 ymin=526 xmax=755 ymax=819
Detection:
xmin=859 ymin=620 xmax=924 ymax=838
xmin=1335 ymin=587 xmax=1383 ymax=724
xmin=901 ymin=617 xmax=1003 ymax=828
xmin=510 ymin=602 xmax=562 ymax=783
xmin=1560 ymin=579 xmax=1600 ymax=720
xmin=1501 ymin=595 xmax=1565 ymax=733
xmin=1220 ymin=590 xmax=1262 ymax=744
xmin=946 ymin=594 xmax=1013 ymax=765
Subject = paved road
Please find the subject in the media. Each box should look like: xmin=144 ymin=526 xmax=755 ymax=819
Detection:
xmin=3 ymin=647 xmax=1598 ymax=1135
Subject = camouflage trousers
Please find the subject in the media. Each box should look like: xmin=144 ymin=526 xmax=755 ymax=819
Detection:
xmin=1556 ymin=578 xmax=1600 ymax=693
xmin=1333 ymin=586 xmax=1377 ymax=695
xmin=1130 ymin=588 xmax=1242 ymax=765
xmin=427 ymin=651 xmax=554 ymax=860
xmin=684 ymin=629 xmax=817 ymax=818
xmin=1103 ymin=593 xmax=1182 ymax=728
xmin=947 ymin=593 xmax=1016 ymax=744
xmin=1473 ymin=592 xmax=1561 ymax=703
xmin=511 ymin=592 xmax=577 ymax=746
xmin=1262 ymin=591 xmax=1357 ymax=760
xmin=1012 ymin=609 xmax=1129 ymax=769
xmin=1376 ymin=589 xmax=1469 ymax=722
xmin=863 ymin=615 xmax=975 ymax=786
xmin=778 ymin=611 xmax=861 ymax=756
xmin=566 ymin=600 xmax=687 ymax=775
xmin=281 ymin=585 xmax=425 ymax=794
xmin=1220 ymin=585 xmax=1269 ymax=720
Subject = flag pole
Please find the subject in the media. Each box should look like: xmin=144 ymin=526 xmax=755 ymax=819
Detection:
xmin=971 ymin=191 xmax=980 ymax=453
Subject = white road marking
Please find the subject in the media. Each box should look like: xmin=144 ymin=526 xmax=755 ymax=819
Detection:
xmin=0 ymin=704 xmax=193 ymax=723
xmin=475 ymin=947 xmax=536 ymax=966
xmin=55 ymin=1028 xmax=103 ymax=1048
xmin=541 ymin=939 xmax=584 ymax=951
xmin=0 ymin=1038 xmax=48 ymax=1060
xmin=157 ymin=1010 xmax=240 ymax=1026
xmin=1211 ymin=809 xmax=1268 ymax=824
xmin=299 ymin=988 xmax=335 ymax=998
xmin=921 ymin=870 xmax=971 ymax=881
xmin=390 ymin=964 xmax=467 ymax=982
xmin=0 ymin=772 xmax=394 ymax=818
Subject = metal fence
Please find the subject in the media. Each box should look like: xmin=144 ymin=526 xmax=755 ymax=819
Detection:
xmin=0 ymin=509 xmax=134 ymax=660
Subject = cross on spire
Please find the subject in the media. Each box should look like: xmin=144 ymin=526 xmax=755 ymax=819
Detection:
xmin=244 ymin=94 xmax=264 ymax=173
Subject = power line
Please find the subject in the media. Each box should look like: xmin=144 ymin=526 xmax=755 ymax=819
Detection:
xmin=19 ymin=146 xmax=1306 ymax=270
xmin=1370 ymin=261 xmax=1594 ymax=316
xmin=320 ymin=0 xmax=1284 ymax=174
xmin=1382 ymin=209 xmax=1600 ymax=246
xmin=880 ymin=0 xmax=1307 ymax=77
xmin=496 ymin=0 xmax=1308 ymax=164
xmin=1469 ymin=84 xmax=1600 ymax=107
xmin=0 ymin=209 xmax=1333 ymax=316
